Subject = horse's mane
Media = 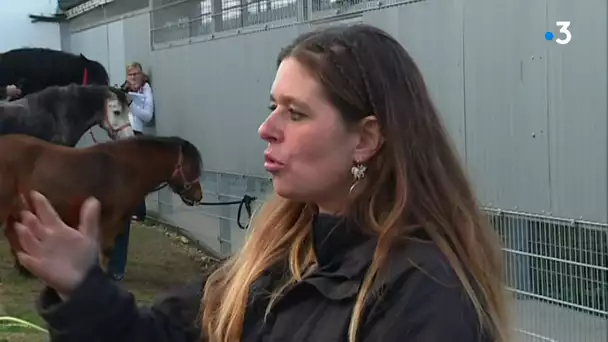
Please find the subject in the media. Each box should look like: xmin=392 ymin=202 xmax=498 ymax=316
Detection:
xmin=0 ymin=84 xmax=125 ymax=146
xmin=22 ymin=84 xmax=108 ymax=109
xmin=121 ymin=136 xmax=203 ymax=175
xmin=9 ymin=84 xmax=131 ymax=125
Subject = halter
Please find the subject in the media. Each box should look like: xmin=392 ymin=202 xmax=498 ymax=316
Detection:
xmin=82 ymin=68 xmax=88 ymax=85
xmin=82 ymin=68 xmax=131 ymax=143
xmin=88 ymin=108 xmax=132 ymax=144
xmin=170 ymin=146 xmax=200 ymax=196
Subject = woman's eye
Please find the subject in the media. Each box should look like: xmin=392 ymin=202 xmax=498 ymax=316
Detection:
xmin=289 ymin=109 xmax=305 ymax=121
xmin=268 ymin=104 xmax=277 ymax=111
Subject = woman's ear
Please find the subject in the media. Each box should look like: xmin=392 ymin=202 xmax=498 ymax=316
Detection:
xmin=353 ymin=115 xmax=383 ymax=163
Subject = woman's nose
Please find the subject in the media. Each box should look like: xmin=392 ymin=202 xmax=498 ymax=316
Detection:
xmin=258 ymin=116 xmax=281 ymax=143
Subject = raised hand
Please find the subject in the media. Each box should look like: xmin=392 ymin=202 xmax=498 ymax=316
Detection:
xmin=5 ymin=85 xmax=21 ymax=99
xmin=14 ymin=191 xmax=101 ymax=299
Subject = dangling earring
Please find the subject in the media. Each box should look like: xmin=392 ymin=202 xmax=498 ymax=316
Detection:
xmin=349 ymin=161 xmax=367 ymax=194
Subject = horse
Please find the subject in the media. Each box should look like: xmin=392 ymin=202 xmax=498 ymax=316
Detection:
xmin=0 ymin=47 xmax=109 ymax=100
xmin=0 ymin=134 xmax=203 ymax=276
xmin=0 ymin=83 xmax=134 ymax=147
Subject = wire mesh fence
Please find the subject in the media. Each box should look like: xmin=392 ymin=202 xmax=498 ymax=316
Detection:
xmin=149 ymin=0 xmax=423 ymax=46
xmin=488 ymin=208 xmax=608 ymax=342
xmin=68 ymin=0 xmax=150 ymax=31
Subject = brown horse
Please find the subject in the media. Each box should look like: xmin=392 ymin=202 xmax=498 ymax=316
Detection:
xmin=0 ymin=133 xmax=203 ymax=276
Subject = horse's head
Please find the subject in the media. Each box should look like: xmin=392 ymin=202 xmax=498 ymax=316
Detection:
xmin=102 ymin=87 xmax=134 ymax=139
xmin=167 ymin=138 xmax=203 ymax=206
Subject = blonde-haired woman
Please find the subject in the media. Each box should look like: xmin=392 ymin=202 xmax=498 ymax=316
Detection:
xmin=120 ymin=61 xmax=154 ymax=222
xmin=107 ymin=62 xmax=155 ymax=281
xmin=122 ymin=61 xmax=154 ymax=135
xmin=15 ymin=24 xmax=511 ymax=342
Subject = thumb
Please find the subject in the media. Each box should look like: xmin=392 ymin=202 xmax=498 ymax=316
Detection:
xmin=78 ymin=197 xmax=101 ymax=241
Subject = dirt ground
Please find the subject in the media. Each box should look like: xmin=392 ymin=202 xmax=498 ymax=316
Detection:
xmin=0 ymin=220 xmax=218 ymax=342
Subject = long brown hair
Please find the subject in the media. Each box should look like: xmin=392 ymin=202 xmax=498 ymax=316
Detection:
xmin=202 ymin=24 xmax=511 ymax=342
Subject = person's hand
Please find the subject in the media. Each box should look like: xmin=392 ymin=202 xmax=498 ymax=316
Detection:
xmin=120 ymin=82 xmax=131 ymax=92
xmin=6 ymin=85 xmax=21 ymax=99
xmin=126 ymin=80 xmax=137 ymax=90
xmin=14 ymin=191 xmax=101 ymax=299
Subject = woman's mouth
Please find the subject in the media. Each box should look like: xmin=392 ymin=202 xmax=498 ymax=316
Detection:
xmin=264 ymin=153 xmax=285 ymax=173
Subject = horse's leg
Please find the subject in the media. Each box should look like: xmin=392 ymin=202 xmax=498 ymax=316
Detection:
xmin=3 ymin=210 xmax=34 ymax=277
xmin=5 ymin=216 xmax=34 ymax=278
xmin=98 ymin=218 xmax=128 ymax=278
xmin=99 ymin=252 xmax=111 ymax=274
xmin=97 ymin=219 xmax=117 ymax=274
xmin=99 ymin=240 xmax=115 ymax=275
xmin=0 ymin=184 xmax=31 ymax=277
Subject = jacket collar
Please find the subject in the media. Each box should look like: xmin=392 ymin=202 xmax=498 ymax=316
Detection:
xmin=301 ymin=213 xmax=376 ymax=300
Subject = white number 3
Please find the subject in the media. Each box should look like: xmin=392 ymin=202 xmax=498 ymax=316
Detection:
xmin=555 ymin=21 xmax=572 ymax=45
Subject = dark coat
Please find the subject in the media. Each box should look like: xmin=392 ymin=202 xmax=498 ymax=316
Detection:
xmin=37 ymin=214 xmax=491 ymax=342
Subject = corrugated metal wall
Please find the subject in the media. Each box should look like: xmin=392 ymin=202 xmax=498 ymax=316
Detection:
xmin=66 ymin=0 xmax=607 ymax=340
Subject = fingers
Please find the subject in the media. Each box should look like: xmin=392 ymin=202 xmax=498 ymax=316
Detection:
xmin=30 ymin=191 xmax=64 ymax=227
xmin=16 ymin=251 xmax=43 ymax=276
xmin=79 ymin=197 xmax=101 ymax=241
xmin=19 ymin=210 xmax=50 ymax=241
xmin=14 ymin=222 xmax=42 ymax=257
xmin=19 ymin=193 xmax=32 ymax=211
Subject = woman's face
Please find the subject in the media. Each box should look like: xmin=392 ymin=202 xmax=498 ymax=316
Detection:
xmin=126 ymin=66 xmax=144 ymax=89
xmin=259 ymin=57 xmax=362 ymax=213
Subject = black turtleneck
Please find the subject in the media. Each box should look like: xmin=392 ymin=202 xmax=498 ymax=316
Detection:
xmin=311 ymin=213 xmax=371 ymax=271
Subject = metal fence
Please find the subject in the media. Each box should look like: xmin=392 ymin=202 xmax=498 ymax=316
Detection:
xmin=149 ymin=0 xmax=424 ymax=48
xmin=488 ymin=208 xmax=608 ymax=341
xmin=68 ymin=0 xmax=150 ymax=31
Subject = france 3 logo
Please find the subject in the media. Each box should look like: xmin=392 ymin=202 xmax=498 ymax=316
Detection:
xmin=545 ymin=21 xmax=572 ymax=45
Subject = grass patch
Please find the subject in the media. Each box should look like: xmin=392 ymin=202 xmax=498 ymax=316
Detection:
xmin=0 ymin=221 xmax=218 ymax=342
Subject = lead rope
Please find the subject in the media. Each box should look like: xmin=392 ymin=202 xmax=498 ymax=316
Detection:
xmin=0 ymin=316 xmax=48 ymax=333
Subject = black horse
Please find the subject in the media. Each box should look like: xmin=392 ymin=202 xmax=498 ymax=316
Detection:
xmin=0 ymin=84 xmax=134 ymax=147
xmin=0 ymin=47 xmax=109 ymax=100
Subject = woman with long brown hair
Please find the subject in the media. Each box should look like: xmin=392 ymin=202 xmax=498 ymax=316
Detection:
xmin=14 ymin=24 xmax=511 ymax=342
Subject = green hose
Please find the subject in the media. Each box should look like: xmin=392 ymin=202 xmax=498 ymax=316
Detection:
xmin=0 ymin=316 xmax=48 ymax=333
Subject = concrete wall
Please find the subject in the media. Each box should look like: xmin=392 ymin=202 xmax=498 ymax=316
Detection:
xmin=66 ymin=0 xmax=608 ymax=258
